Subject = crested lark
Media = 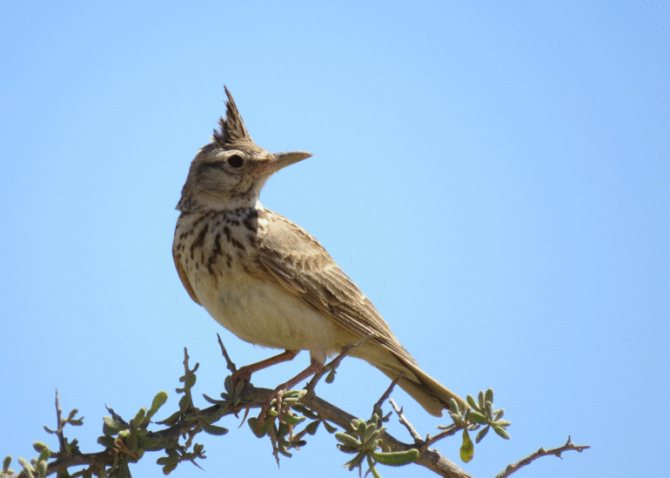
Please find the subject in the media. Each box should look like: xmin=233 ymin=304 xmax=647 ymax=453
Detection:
xmin=173 ymin=88 xmax=466 ymax=416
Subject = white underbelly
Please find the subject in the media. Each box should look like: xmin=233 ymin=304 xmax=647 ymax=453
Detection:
xmin=194 ymin=272 xmax=347 ymax=362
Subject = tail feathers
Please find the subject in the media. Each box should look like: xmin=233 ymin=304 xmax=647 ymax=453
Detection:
xmin=378 ymin=359 xmax=468 ymax=417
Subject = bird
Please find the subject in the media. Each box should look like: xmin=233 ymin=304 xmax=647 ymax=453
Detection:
xmin=172 ymin=87 xmax=467 ymax=416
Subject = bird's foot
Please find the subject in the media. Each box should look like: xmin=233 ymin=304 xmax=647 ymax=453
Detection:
xmin=258 ymin=386 xmax=286 ymax=423
xmin=229 ymin=366 xmax=253 ymax=388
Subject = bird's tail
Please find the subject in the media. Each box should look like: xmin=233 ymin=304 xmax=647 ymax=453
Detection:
xmin=375 ymin=355 xmax=468 ymax=417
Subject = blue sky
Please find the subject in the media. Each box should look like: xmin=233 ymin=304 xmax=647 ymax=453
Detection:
xmin=1 ymin=2 xmax=668 ymax=477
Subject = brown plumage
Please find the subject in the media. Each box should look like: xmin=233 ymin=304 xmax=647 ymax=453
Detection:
xmin=173 ymin=87 xmax=467 ymax=416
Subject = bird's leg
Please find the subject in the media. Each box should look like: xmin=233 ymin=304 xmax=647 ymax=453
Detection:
xmin=259 ymin=358 xmax=324 ymax=422
xmin=231 ymin=349 xmax=299 ymax=385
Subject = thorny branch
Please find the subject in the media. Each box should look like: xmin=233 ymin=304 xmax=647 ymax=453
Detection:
xmin=2 ymin=341 xmax=589 ymax=478
xmin=495 ymin=436 xmax=591 ymax=478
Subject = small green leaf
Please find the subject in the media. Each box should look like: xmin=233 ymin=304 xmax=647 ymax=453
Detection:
xmin=32 ymin=442 xmax=49 ymax=454
xmin=37 ymin=448 xmax=50 ymax=464
xmin=355 ymin=420 xmax=367 ymax=436
xmin=201 ymin=422 xmax=229 ymax=436
xmin=178 ymin=395 xmax=191 ymax=412
xmin=157 ymin=455 xmax=179 ymax=474
xmin=37 ymin=460 xmax=47 ymax=478
xmin=492 ymin=424 xmax=510 ymax=440
xmin=467 ymin=410 xmax=488 ymax=425
xmin=182 ymin=372 xmax=196 ymax=389
xmin=247 ymin=417 xmax=268 ymax=438
xmin=485 ymin=388 xmax=494 ymax=405
xmin=103 ymin=416 xmax=123 ymax=435
xmin=304 ymin=420 xmax=320 ymax=435
xmin=148 ymin=391 xmax=168 ymax=418
xmin=282 ymin=413 xmax=305 ymax=426
xmin=460 ymin=430 xmax=474 ymax=463
xmin=475 ymin=426 xmax=489 ymax=443
xmin=466 ymin=395 xmax=477 ymax=409
xmin=18 ymin=457 xmax=35 ymax=477
xmin=322 ymin=420 xmax=337 ymax=434
xmin=335 ymin=432 xmax=362 ymax=449
xmin=132 ymin=408 xmax=147 ymax=427
xmin=325 ymin=368 xmax=337 ymax=384
xmin=372 ymin=448 xmax=420 ymax=466
xmin=362 ymin=422 xmax=378 ymax=441
xmin=137 ymin=434 xmax=170 ymax=452
xmin=3 ymin=456 xmax=11 ymax=472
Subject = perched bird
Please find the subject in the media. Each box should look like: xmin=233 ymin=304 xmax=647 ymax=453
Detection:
xmin=173 ymin=87 xmax=466 ymax=416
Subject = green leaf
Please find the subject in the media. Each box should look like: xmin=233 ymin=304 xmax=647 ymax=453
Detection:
xmin=485 ymin=388 xmax=494 ymax=405
xmin=335 ymin=432 xmax=362 ymax=449
xmin=355 ymin=420 xmax=367 ymax=436
xmin=466 ymin=395 xmax=477 ymax=409
xmin=326 ymin=368 xmax=337 ymax=383
xmin=460 ymin=430 xmax=474 ymax=463
xmin=18 ymin=458 xmax=35 ymax=478
xmin=157 ymin=455 xmax=179 ymax=475
xmin=362 ymin=422 xmax=378 ymax=441
xmin=148 ymin=391 xmax=168 ymax=419
xmin=247 ymin=417 xmax=268 ymax=438
xmin=182 ymin=372 xmax=196 ymax=389
xmin=475 ymin=426 xmax=489 ymax=443
xmin=282 ymin=413 xmax=305 ymax=426
xmin=137 ymin=434 xmax=171 ymax=452
xmin=132 ymin=408 xmax=147 ymax=427
xmin=372 ymin=448 xmax=420 ymax=466
xmin=467 ymin=410 xmax=488 ymax=425
xmin=37 ymin=460 xmax=47 ymax=478
xmin=32 ymin=442 xmax=49 ymax=454
xmin=322 ymin=420 xmax=337 ymax=434
xmin=178 ymin=395 xmax=191 ymax=412
xmin=304 ymin=420 xmax=320 ymax=436
xmin=3 ymin=456 xmax=11 ymax=472
xmin=492 ymin=424 xmax=510 ymax=440
xmin=201 ymin=422 xmax=229 ymax=436
xmin=103 ymin=416 xmax=123 ymax=435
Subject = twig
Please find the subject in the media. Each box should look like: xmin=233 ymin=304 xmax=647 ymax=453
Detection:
xmin=495 ymin=436 xmax=591 ymax=478
xmin=372 ymin=381 xmax=397 ymax=419
xmin=304 ymin=340 xmax=364 ymax=396
xmin=54 ymin=390 xmax=66 ymax=453
xmin=389 ymin=398 xmax=423 ymax=443
xmin=425 ymin=424 xmax=463 ymax=447
xmin=217 ymin=333 xmax=237 ymax=374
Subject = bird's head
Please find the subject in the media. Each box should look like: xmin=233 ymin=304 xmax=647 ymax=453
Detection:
xmin=177 ymin=87 xmax=311 ymax=212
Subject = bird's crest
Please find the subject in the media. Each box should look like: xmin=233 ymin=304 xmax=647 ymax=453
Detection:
xmin=213 ymin=86 xmax=252 ymax=147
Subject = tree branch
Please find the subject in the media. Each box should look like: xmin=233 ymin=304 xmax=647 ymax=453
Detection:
xmin=2 ymin=345 xmax=587 ymax=478
xmin=495 ymin=436 xmax=591 ymax=478
xmin=43 ymin=384 xmax=471 ymax=478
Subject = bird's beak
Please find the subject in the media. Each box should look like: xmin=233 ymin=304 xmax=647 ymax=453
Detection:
xmin=261 ymin=151 xmax=312 ymax=175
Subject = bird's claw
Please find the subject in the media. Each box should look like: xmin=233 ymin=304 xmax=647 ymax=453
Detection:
xmin=258 ymin=387 xmax=286 ymax=423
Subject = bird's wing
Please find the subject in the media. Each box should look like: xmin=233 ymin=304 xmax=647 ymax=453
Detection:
xmin=255 ymin=210 xmax=413 ymax=362
xmin=173 ymin=248 xmax=201 ymax=305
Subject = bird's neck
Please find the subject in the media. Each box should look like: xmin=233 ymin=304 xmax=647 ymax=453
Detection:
xmin=177 ymin=191 xmax=264 ymax=214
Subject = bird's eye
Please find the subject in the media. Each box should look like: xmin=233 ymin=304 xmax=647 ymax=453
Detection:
xmin=227 ymin=155 xmax=244 ymax=168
